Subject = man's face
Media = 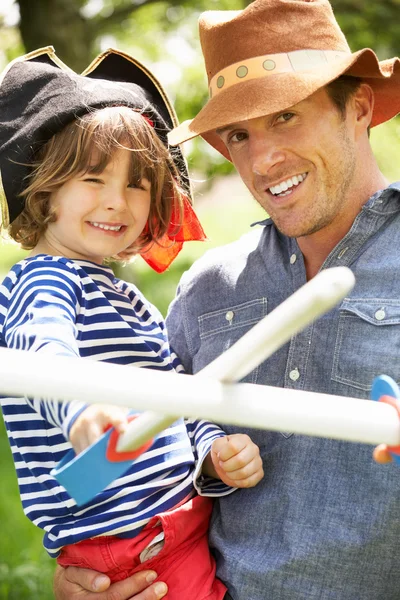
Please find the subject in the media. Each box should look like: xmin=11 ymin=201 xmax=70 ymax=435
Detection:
xmin=216 ymin=87 xmax=359 ymax=240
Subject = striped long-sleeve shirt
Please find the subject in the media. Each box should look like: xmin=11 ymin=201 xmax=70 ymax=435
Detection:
xmin=0 ymin=255 xmax=230 ymax=558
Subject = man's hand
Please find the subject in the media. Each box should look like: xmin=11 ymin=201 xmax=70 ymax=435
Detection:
xmin=373 ymin=444 xmax=394 ymax=464
xmin=373 ymin=397 xmax=400 ymax=464
xmin=53 ymin=565 xmax=168 ymax=600
xmin=203 ymin=433 xmax=264 ymax=488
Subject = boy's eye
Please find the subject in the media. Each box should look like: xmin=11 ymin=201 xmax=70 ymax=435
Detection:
xmin=83 ymin=177 xmax=102 ymax=184
xmin=129 ymin=178 xmax=151 ymax=191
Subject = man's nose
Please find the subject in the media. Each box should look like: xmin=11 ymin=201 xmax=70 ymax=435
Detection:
xmin=250 ymin=138 xmax=286 ymax=176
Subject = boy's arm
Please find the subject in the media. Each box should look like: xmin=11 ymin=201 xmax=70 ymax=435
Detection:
xmin=3 ymin=263 xmax=87 ymax=437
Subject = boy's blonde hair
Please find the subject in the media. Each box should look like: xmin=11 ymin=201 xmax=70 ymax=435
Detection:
xmin=8 ymin=106 xmax=185 ymax=261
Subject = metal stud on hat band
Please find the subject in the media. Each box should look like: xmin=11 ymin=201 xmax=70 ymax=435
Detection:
xmin=209 ymin=50 xmax=349 ymax=98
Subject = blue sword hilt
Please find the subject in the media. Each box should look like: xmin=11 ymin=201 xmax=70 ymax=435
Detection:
xmin=51 ymin=414 xmax=154 ymax=506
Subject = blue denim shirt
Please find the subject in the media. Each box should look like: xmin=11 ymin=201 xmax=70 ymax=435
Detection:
xmin=166 ymin=183 xmax=400 ymax=600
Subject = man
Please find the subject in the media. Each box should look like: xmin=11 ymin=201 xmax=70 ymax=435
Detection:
xmin=54 ymin=0 xmax=400 ymax=598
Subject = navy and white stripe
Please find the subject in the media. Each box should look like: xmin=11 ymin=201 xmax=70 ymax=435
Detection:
xmin=0 ymin=255 xmax=230 ymax=557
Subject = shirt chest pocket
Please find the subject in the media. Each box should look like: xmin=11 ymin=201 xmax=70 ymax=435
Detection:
xmin=332 ymin=299 xmax=400 ymax=392
xmin=196 ymin=298 xmax=267 ymax=383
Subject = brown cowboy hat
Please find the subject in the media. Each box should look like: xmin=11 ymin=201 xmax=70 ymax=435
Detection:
xmin=168 ymin=0 xmax=400 ymax=160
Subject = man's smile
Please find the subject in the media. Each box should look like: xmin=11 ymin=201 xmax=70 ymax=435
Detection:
xmin=267 ymin=172 xmax=308 ymax=197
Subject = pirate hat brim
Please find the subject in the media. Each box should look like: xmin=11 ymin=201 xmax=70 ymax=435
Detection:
xmin=0 ymin=46 xmax=192 ymax=224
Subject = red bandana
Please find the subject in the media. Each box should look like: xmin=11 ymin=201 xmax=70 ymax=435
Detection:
xmin=138 ymin=114 xmax=207 ymax=273
xmin=140 ymin=196 xmax=207 ymax=273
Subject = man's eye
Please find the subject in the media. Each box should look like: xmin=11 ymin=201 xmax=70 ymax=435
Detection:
xmin=277 ymin=112 xmax=295 ymax=123
xmin=229 ymin=131 xmax=247 ymax=144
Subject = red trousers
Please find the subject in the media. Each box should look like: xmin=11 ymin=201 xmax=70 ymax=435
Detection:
xmin=57 ymin=495 xmax=227 ymax=600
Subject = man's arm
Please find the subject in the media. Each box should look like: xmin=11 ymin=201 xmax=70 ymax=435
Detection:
xmin=54 ymin=565 xmax=168 ymax=600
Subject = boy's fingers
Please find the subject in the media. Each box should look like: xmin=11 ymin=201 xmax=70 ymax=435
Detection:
xmin=214 ymin=434 xmax=250 ymax=461
xmin=219 ymin=444 xmax=261 ymax=472
xmin=221 ymin=455 xmax=264 ymax=480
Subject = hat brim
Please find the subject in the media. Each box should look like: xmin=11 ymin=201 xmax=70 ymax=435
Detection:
xmin=0 ymin=46 xmax=193 ymax=224
xmin=82 ymin=48 xmax=192 ymax=202
xmin=168 ymin=48 xmax=400 ymax=160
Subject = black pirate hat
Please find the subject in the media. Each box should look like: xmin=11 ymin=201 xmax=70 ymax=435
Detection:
xmin=0 ymin=46 xmax=192 ymax=225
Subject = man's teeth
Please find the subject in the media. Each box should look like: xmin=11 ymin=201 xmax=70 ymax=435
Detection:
xmin=91 ymin=222 xmax=122 ymax=231
xmin=269 ymin=173 xmax=307 ymax=196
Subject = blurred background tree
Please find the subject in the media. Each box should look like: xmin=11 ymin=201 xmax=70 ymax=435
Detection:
xmin=0 ymin=1 xmax=400 ymax=597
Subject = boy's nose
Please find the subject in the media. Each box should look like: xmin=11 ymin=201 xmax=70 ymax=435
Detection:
xmin=106 ymin=190 xmax=128 ymax=211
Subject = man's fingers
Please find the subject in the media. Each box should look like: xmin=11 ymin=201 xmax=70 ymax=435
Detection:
xmin=373 ymin=444 xmax=393 ymax=464
xmin=63 ymin=566 xmax=111 ymax=592
xmin=55 ymin=565 xmax=168 ymax=600
xmin=101 ymin=571 xmax=168 ymax=600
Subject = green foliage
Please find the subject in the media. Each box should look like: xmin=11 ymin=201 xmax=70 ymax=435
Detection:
xmin=0 ymin=414 xmax=54 ymax=600
xmin=370 ymin=116 xmax=400 ymax=182
xmin=332 ymin=0 xmax=400 ymax=56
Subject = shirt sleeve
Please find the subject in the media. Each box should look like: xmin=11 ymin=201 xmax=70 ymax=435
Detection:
xmin=185 ymin=418 xmax=236 ymax=497
xmin=3 ymin=260 xmax=87 ymax=438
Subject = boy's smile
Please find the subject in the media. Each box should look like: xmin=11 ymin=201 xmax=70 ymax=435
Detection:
xmin=32 ymin=148 xmax=151 ymax=264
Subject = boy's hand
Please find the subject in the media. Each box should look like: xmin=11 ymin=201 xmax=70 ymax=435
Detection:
xmin=70 ymin=404 xmax=129 ymax=454
xmin=204 ymin=434 xmax=264 ymax=488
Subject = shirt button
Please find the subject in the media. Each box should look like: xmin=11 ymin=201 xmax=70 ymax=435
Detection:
xmin=375 ymin=309 xmax=386 ymax=321
xmin=338 ymin=247 xmax=349 ymax=259
xmin=225 ymin=310 xmax=234 ymax=322
xmin=289 ymin=368 xmax=300 ymax=381
xmin=290 ymin=253 xmax=297 ymax=264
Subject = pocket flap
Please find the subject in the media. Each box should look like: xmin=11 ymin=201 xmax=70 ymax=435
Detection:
xmin=340 ymin=299 xmax=400 ymax=326
xmin=199 ymin=298 xmax=267 ymax=339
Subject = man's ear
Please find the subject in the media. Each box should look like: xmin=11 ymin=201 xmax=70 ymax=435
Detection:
xmin=352 ymin=83 xmax=374 ymax=137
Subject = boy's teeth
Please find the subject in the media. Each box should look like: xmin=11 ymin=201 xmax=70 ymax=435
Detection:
xmin=269 ymin=173 xmax=306 ymax=195
xmin=91 ymin=222 xmax=122 ymax=231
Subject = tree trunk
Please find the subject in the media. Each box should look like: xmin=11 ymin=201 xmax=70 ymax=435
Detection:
xmin=17 ymin=0 xmax=95 ymax=71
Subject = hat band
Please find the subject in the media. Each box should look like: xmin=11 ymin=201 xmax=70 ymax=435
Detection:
xmin=209 ymin=49 xmax=349 ymax=98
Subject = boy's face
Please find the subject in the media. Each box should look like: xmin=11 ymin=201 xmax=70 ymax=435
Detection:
xmin=38 ymin=148 xmax=151 ymax=264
